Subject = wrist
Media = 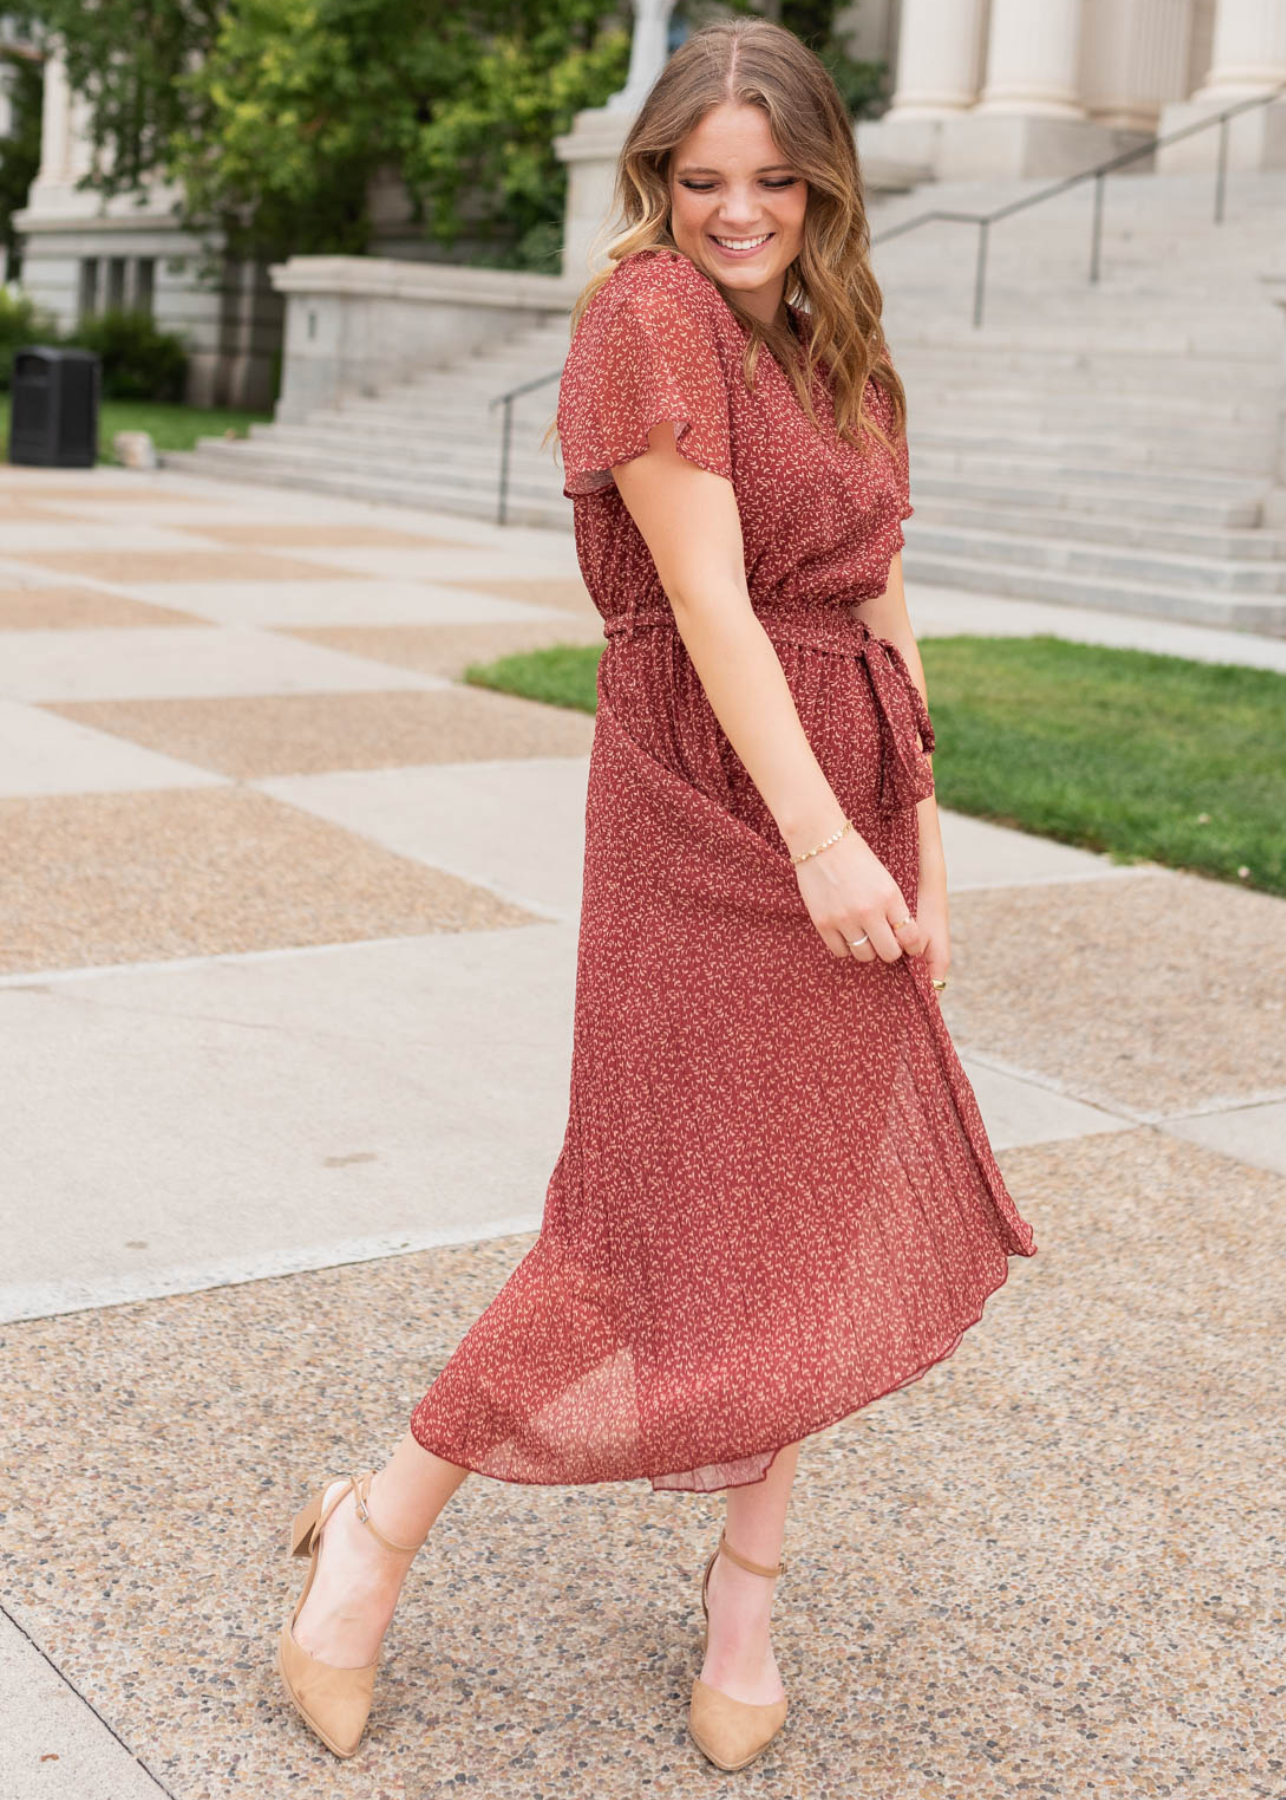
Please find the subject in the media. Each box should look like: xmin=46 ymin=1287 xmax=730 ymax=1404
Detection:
xmin=788 ymin=814 xmax=859 ymax=866
xmin=780 ymin=804 xmax=853 ymax=863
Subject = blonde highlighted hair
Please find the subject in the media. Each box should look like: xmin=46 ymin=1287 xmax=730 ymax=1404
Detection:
xmin=551 ymin=14 xmax=905 ymax=464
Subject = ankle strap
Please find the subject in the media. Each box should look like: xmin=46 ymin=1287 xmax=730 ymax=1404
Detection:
xmin=352 ymin=1469 xmax=426 ymax=1555
xmin=718 ymin=1527 xmax=786 ymax=1579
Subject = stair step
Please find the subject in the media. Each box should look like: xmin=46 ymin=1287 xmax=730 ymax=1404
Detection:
xmin=900 ymin=547 xmax=1286 ymax=636
xmin=910 ymin=473 xmax=1261 ymax=526
xmin=905 ymin=521 xmax=1286 ymax=594
xmin=228 ymin=429 xmax=562 ymax=492
xmin=914 ymin=496 xmax=1286 ymax=559
xmin=181 ymin=435 xmax=563 ymax=501
xmin=161 ymin=446 xmax=570 ymax=529
xmin=912 ymin=448 xmax=1263 ymax=499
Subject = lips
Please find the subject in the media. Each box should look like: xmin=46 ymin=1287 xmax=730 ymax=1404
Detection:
xmin=709 ymin=232 xmax=775 ymax=258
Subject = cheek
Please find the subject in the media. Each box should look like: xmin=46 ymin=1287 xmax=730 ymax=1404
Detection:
xmin=670 ymin=191 xmax=707 ymax=238
xmin=781 ymin=194 xmax=808 ymax=245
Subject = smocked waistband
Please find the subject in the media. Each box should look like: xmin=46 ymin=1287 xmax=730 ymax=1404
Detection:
xmin=601 ymin=599 xmax=936 ymax=815
xmin=603 ymin=598 xmax=872 ymax=652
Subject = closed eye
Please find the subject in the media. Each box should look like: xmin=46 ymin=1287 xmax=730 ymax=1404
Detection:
xmin=680 ymin=179 xmax=799 ymax=192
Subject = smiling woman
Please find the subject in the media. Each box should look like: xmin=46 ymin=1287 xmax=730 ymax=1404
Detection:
xmin=271 ymin=13 xmax=1038 ymax=1782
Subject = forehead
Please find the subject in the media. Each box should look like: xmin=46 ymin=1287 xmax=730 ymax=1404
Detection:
xmin=673 ymin=102 xmax=788 ymax=173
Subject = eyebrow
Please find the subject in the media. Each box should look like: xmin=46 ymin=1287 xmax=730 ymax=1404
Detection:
xmin=675 ymin=163 xmax=796 ymax=176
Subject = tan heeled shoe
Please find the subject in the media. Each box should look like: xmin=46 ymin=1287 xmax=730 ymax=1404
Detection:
xmin=688 ymin=1527 xmax=789 ymax=1772
xmin=276 ymin=1467 xmax=426 ymax=1758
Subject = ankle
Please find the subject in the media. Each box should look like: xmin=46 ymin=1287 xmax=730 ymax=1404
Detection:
xmin=364 ymin=1467 xmax=429 ymax=1555
xmin=709 ymin=1554 xmax=777 ymax=1622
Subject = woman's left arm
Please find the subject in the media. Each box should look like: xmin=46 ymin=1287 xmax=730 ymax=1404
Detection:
xmin=848 ymin=554 xmax=951 ymax=985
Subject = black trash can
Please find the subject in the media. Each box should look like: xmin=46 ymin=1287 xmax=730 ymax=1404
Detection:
xmin=8 ymin=345 xmax=100 ymax=468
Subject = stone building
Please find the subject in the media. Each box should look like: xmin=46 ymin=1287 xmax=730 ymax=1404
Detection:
xmin=10 ymin=0 xmax=1286 ymax=409
xmin=861 ymin=0 xmax=1286 ymax=179
xmin=12 ymin=48 xmax=281 ymax=408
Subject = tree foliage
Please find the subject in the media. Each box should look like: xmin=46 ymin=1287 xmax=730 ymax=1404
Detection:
xmin=32 ymin=0 xmax=632 ymax=269
xmin=24 ymin=0 xmax=882 ymax=271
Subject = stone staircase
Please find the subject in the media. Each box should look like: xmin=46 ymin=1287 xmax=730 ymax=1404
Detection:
xmin=166 ymin=169 xmax=1286 ymax=635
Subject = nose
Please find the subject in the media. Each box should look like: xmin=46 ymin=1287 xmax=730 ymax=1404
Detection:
xmin=714 ymin=187 xmax=767 ymax=226
xmin=715 ymin=206 xmax=767 ymax=230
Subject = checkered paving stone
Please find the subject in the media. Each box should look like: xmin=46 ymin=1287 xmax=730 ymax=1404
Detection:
xmin=0 ymin=1128 xmax=1280 ymax=1798
xmin=0 ymin=485 xmax=213 ymax=506
xmin=941 ymin=868 xmax=1286 ymax=1116
xmin=175 ymin=523 xmax=472 ymax=549
xmin=0 ymin=587 xmax=208 ymax=629
xmin=444 ymin=574 xmax=600 ymax=614
xmin=0 ymin=787 xmax=537 ymax=974
xmin=6 ymin=550 xmax=362 ymax=584
xmin=282 ymin=616 xmax=607 ymax=680
xmin=44 ymin=686 xmax=596 ymax=779
xmin=0 ymin=500 xmax=95 ymax=521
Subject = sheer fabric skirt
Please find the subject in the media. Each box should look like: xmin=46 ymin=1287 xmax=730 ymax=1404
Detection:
xmin=409 ymin=607 xmax=1037 ymax=1491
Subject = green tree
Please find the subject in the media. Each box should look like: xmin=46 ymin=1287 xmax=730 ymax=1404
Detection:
xmin=34 ymin=1 xmax=225 ymax=200
xmin=0 ymin=47 xmax=45 ymax=280
xmin=29 ymin=0 xmax=631 ymax=271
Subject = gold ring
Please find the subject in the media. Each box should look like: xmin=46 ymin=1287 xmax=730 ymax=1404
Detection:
xmin=893 ymin=915 xmax=914 ymax=929
xmin=931 ymin=978 xmax=947 ymax=990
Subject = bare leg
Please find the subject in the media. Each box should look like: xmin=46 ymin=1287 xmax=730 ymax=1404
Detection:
xmin=698 ymin=1439 xmax=801 ymax=1706
xmin=291 ymin=1431 xmax=470 ymax=1667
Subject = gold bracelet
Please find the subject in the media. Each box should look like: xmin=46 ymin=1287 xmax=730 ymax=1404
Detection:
xmin=790 ymin=817 xmax=853 ymax=866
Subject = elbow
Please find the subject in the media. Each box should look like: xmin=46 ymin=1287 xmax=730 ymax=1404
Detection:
xmin=664 ymin=572 xmax=753 ymax=632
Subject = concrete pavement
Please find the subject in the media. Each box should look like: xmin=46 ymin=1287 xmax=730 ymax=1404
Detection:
xmin=0 ymin=464 xmax=1282 ymax=1798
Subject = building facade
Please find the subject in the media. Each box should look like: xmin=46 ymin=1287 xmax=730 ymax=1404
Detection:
xmin=861 ymin=0 xmax=1286 ymax=179
xmin=12 ymin=1 xmax=1286 ymax=410
xmin=13 ymin=46 xmax=282 ymax=409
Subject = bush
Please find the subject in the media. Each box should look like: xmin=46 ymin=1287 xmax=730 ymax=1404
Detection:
xmin=63 ymin=308 xmax=189 ymax=403
xmin=0 ymin=285 xmax=61 ymax=390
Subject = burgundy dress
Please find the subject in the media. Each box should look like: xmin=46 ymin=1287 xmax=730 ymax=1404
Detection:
xmin=409 ymin=247 xmax=1037 ymax=1492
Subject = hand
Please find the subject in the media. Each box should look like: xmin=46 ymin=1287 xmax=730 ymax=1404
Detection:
xmin=793 ymin=823 xmax=929 ymax=964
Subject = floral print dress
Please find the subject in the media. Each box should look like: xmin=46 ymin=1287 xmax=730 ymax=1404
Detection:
xmin=409 ymin=248 xmax=1037 ymax=1492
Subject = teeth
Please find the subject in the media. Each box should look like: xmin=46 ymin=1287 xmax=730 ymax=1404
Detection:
xmin=713 ymin=233 xmax=771 ymax=249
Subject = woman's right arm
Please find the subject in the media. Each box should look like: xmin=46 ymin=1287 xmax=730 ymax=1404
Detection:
xmin=611 ymin=423 xmax=927 ymax=966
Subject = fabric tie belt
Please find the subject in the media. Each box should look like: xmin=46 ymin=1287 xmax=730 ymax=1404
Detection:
xmin=602 ymin=599 xmax=936 ymax=815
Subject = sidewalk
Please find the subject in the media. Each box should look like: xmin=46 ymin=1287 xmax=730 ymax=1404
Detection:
xmin=1 ymin=463 xmax=1282 ymax=1799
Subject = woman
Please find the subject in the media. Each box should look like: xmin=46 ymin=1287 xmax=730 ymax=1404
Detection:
xmin=276 ymin=16 xmax=1038 ymax=1776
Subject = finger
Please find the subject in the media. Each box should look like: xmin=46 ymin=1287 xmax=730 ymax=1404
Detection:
xmin=892 ymin=917 xmax=929 ymax=957
xmin=820 ymin=925 xmax=852 ymax=959
xmin=846 ymin=928 xmax=876 ymax=962
xmin=866 ymin=916 xmax=904 ymax=962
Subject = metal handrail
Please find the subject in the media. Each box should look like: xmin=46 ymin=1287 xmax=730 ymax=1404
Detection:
xmin=489 ymin=80 xmax=1286 ymax=519
xmin=870 ymin=81 xmax=1286 ymax=327
xmin=488 ymin=365 xmax=564 ymax=525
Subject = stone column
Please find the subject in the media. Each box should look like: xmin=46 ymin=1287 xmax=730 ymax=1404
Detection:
xmin=882 ymin=0 xmax=990 ymax=117
xmin=1193 ymin=0 xmax=1286 ymax=97
xmin=1080 ymin=0 xmax=1194 ymax=133
xmin=33 ymin=45 xmax=73 ymax=189
xmin=554 ymin=0 xmax=678 ymax=278
xmin=934 ymin=0 xmax=1124 ymax=176
xmin=854 ymin=0 xmax=989 ymax=185
xmin=1158 ymin=0 xmax=1286 ymax=170
xmin=604 ymin=0 xmax=677 ymax=113
xmin=976 ymin=0 xmax=1087 ymax=118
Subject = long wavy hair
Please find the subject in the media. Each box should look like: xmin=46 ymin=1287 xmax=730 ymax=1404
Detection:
xmin=548 ymin=14 xmax=906 ymax=467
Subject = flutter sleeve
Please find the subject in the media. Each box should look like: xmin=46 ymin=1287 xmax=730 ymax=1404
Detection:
xmin=558 ymin=276 xmax=735 ymax=498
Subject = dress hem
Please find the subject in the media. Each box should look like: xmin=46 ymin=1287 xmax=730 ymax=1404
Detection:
xmin=407 ymin=1235 xmax=1035 ymax=1495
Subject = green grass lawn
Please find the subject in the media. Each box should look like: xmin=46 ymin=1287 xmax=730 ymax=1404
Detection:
xmin=0 ymin=396 xmax=273 ymax=462
xmin=464 ymin=631 xmax=1286 ymax=897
